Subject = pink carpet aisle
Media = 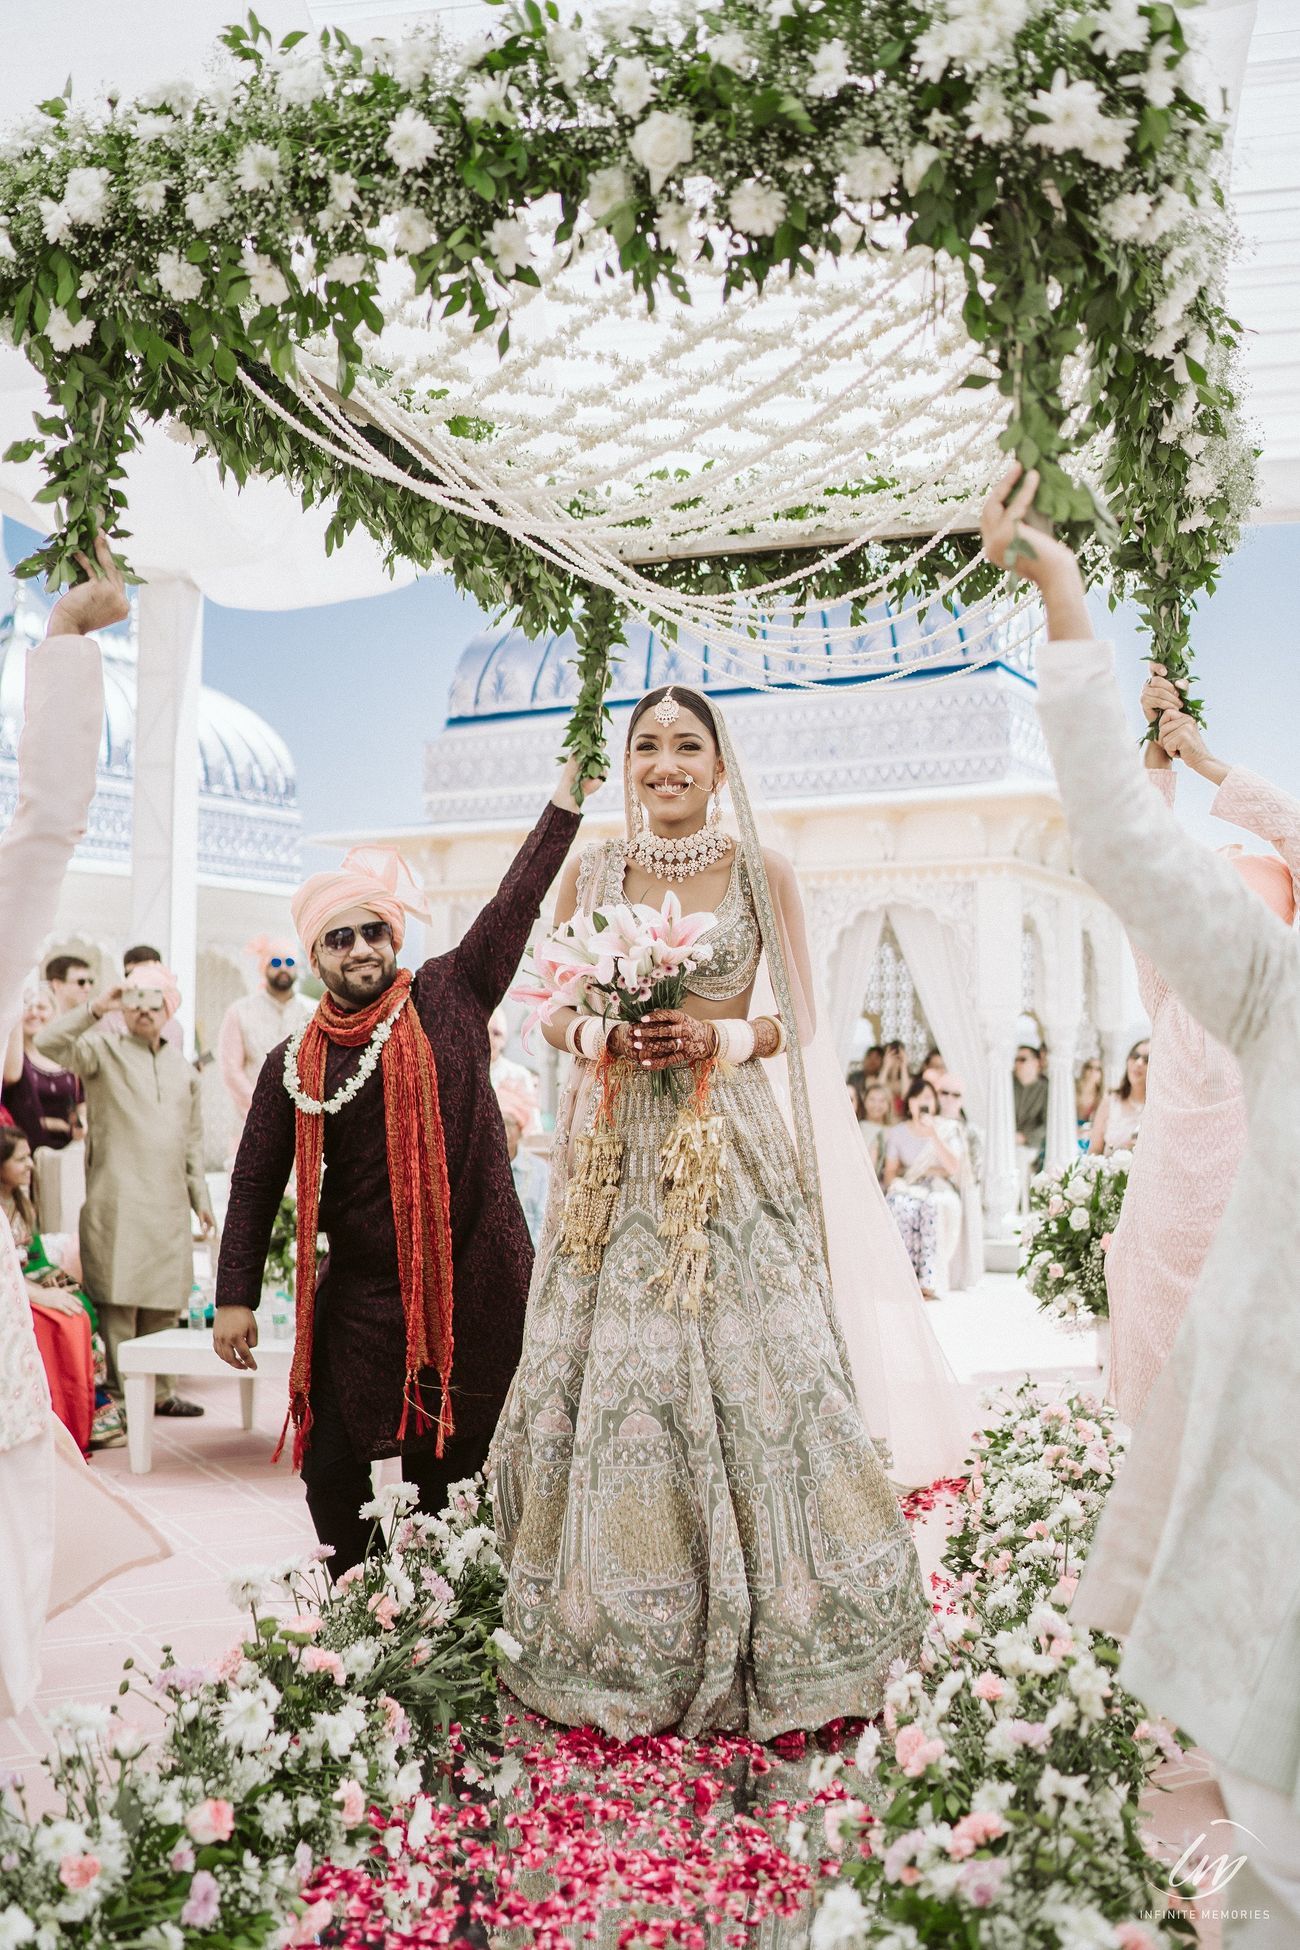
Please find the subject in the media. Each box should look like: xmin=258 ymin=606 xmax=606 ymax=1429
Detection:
xmin=0 ymin=1276 xmax=1230 ymax=1944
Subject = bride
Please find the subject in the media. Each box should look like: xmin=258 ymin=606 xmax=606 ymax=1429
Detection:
xmin=490 ymin=684 xmax=965 ymax=1739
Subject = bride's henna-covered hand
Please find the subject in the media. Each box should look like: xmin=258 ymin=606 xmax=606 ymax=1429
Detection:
xmin=626 ymin=1008 xmax=718 ymax=1071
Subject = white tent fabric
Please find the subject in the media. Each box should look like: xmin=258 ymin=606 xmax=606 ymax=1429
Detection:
xmin=829 ymin=909 xmax=887 ymax=1072
xmin=888 ymin=903 xmax=989 ymax=1129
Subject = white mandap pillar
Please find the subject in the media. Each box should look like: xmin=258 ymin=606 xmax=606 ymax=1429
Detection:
xmin=131 ymin=576 xmax=202 ymax=1046
xmin=976 ymin=878 xmax=1024 ymax=1237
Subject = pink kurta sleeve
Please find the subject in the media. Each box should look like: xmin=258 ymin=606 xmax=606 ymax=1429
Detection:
xmin=1133 ymin=770 xmax=1176 ymax=1021
xmin=1212 ymin=767 xmax=1300 ymax=885
xmin=0 ymin=636 xmax=104 ymax=1033
xmin=218 ymin=999 xmax=254 ymax=1118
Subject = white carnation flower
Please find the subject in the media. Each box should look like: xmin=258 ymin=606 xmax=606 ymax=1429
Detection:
xmin=628 ymin=109 xmax=694 ymax=195
xmin=386 ymin=106 xmax=440 ymax=169
xmin=807 ymin=38 xmax=851 ymax=99
xmin=1082 ymin=113 xmax=1133 ymax=170
xmin=587 ymin=165 xmax=631 ymax=221
xmin=810 ymin=1881 xmax=868 ymax=1950
xmin=0 ymin=230 xmax=14 ymax=261
xmin=611 ymin=56 xmax=655 ymax=117
xmin=157 ymin=251 xmax=204 ymax=302
xmin=655 ymin=200 xmax=697 ymax=260
xmin=0 ymin=1906 xmax=36 ymax=1948
xmin=1037 ymin=1765 xmax=1088 ymax=1813
xmin=322 ymin=252 xmax=368 ymax=286
xmin=489 ymin=1625 xmax=522 ymax=1660
xmin=967 ymin=89 xmax=1013 ymax=144
xmin=393 ymin=206 xmax=434 ymax=253
xmin=61 ymin=166 xmax=111 ymax=225
xmin=841 ymin=145 xmax=898 ymax=201
xmin=707 ymin=31 xmax=753 ymax=73
xmin=1093 ymin=0 xmax=1148 ymax=60
xmin=44 ymin=307 xmax=95 ymax=352
xmin=1099 ymin=190 xmax=1152 ymax=242
xmin=487 ymin=216 xmax=531 ymax=278
xmin=1026 ymin=70 xmax=1108 ymax=159
xmin=903 ymin=142 xmax=943 ymax=195
xmin=462 ymin=75 xmax=516 ymax=125
xmin=727 ymin=178 xmax=787 ymax=238
xmin=133 ymin=112 xmax=177 ymax=143
xmin=135 ymin=179 xmax=170 ymax=215
xmin=235 ymin=142 xmax=281 ymax=194
xmin=137 ymin=78 xmax=197 ymax=115
xmin=275 ymin=55 xmax=329 ymax=106
xmin=546 ymin=27 xmax=587 ymax=89
xmin=38 ymin=199 xmax=71 ymax=244
xmin=184 ymin=183 xmax=231 ymax=231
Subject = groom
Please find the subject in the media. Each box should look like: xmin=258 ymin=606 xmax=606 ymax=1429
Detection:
xmin=213 ymin=757 xmax=593 ymax=1572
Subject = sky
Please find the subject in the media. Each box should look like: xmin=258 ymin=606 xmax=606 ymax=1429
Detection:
xmin=4 ymin=513 xmax=1298 ymax=868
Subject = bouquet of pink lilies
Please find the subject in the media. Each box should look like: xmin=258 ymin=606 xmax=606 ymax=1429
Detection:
xmin=513 ymin=892 xmax=715 ymax=1083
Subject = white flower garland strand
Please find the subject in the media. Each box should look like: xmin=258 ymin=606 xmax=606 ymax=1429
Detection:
xmin=282 ymin=995 xmax=405 ymax=1115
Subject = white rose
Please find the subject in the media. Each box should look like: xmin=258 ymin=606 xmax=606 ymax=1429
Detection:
xmin=487 ymin=217 xmax=531 ymax=277
xmin=903 ymin=142 xmax=943 ymax=196
xmin=655 ymin=200 xmax=697 ymax=261
xmin=587 ymin=165 xmax=631 ymax=221
xmin=235 ymin=142 xmax=281 ymax=194
xmin=806 ymin=38 xmax=851 ymax=100
xmin=385 ymin=106 xmax=440 ymax=170
xmin=44 ymin=306 xmax=95 ymax=353
xmin=62 ymin=166 xmax=112 ymax=226
xmin=393 ymin=206 xmax=434 ymax=253
xmin=841 ymin=145 xmax=897 ymax=201
xmin=727 ymin=178 xmax=787 ymax=238
xmin=628 ymin=110 xmax=694 ymax=195
xmin=611 ymin=56 xmax=655 ymax=117
xmin=1067 ymin=1207 xmax=1091 ymax=1232
xmin=157 ymin=251 xmax=204 ymax=302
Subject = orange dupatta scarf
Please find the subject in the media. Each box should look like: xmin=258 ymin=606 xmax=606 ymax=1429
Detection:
xmin=276 ymin=969 xmax=455 ymax=1469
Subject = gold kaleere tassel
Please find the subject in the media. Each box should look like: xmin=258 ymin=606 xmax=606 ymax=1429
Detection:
xmin=654 ymin=1095 xmax=729 ymax=1314
xmin=558 ymin=1049 xmax=624 ymax=1274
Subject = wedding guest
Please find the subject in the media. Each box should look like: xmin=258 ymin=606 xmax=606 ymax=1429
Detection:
xmin=218 ymin=937 xmax=314 ymax=1139
xmin=1012 ymin=1043 xmax=1050 ymax=1164
xmin=3 ymin=984 xmax=84 ymax=1151
xmin=921 ymin=1046 xmax=946 ymax=1087
xmin=982 ymin=462 xmax=1300 ymax=1946
xmin=488 ymin=1007 xmax=539 ymax=1132
xmin=38 ymin=963 xmax=215 ymax=1420
xmin=883 ymin=1076 xmax=963 ymax=1298
xmin=863 ymin=1043 xmax=885 ymax=1083
xmin=498 ymin=1078 xmax=549 ymax=1247
xmin=1089 ymin=1040 xmax=1147 ymax=1155
xmin=857 ymin=1079 xmax=894 ymax=1182
xmin=1075 ymin=1056 xmax=1104 ymax=1141
xmin=935 ymin=1073 xmax=985 ymax=1289
xmin=97 ymin=942 xmax=185 ymax=1050
xmin=880 ymin=1040 xmax=911 ymax=1120
xmin=43 ymin=953 xmax=95 ymax=1017
xmin=0 ymin=1126 xmax=94 ymax=1455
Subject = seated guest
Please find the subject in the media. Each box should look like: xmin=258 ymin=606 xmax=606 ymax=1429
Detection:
xmin=856 ymin=1080 xmax=894 ymax=1182
xmin=1075 ymin=1056 xmax=1104 ymax=1142
xmin=934 ymin=1074 xmax=985 ymax=1290
xmin=498 ymin=1078 xmax=549 ymax=1246
xmin=862 ymin=1043 xmax=885 ymax=1084
xmin=0 ymin=1127 xmax=124 ymax=1452
xmin=883 ymin=1076 xmax=963 ymax=1299
xmin=880 ymin=1040 xmax=912 ymax=1120
xmin=1089 ymin=1039 xmax=1148 ymax=1155
xmin=3 ymin=984 xmax=84 ymax=1151
xmin=921 ymin=1047 xmax=946 ymax=1088
xmin=1012 ymin=1043 xmax=1050 ymax=1166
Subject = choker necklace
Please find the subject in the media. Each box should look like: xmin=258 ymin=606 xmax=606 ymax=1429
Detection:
xmin=624 ymin=824 xmax=732 ymax=881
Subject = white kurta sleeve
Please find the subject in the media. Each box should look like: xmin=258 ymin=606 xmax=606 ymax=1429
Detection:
xmin=1035 ymin=641 xmax=1295 ymax=1060
xmin=0 ymin=636 xmax=104 ymax=1034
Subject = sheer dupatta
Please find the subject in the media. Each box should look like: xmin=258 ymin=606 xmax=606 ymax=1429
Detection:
xmin=713 ymin=707 xmax=970 ymax=1489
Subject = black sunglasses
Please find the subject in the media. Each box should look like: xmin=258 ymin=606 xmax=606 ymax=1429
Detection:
xmin=320 ymin=921 xmax=392 ymax=955
xmin=267 ymin=956 xmax=296 ymax=969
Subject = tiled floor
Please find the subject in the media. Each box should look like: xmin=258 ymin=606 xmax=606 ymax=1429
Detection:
xmin=0 ymin=1277 xmax=1227 ymax=1941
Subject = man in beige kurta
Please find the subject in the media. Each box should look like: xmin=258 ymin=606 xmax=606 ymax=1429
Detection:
xmin=37 ymin=968 xmax=215 ymax=1416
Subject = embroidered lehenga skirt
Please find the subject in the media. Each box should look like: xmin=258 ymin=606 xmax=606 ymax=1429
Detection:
xmin=489 ymin=1060 xmax=929 ymax=1740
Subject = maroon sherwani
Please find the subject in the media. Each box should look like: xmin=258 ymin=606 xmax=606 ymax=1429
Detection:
xmin=215 ymin=801 xmax=581 ymax=1489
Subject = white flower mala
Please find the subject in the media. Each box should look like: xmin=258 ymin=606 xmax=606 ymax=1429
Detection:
xmin=282 ymin=995 xmax=407 ymax=1115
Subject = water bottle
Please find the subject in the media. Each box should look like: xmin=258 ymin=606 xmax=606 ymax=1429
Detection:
xmin=270 ymin=1289 xmax=290 ymax=1343
xmin=187 ymin=1283 xmax=204 ymax=1333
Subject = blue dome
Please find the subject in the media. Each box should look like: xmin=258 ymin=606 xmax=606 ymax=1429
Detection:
xmin=446 ymin=596 xmax=1001 ymax=722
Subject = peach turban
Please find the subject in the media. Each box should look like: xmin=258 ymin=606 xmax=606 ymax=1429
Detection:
xmin=1220 ymin=845 xmax=1297 ymax=926
xmin=124 ymin=961 xmax=181 ymax=1020
xmin=291 ymin=846 xmax=431 ymax=955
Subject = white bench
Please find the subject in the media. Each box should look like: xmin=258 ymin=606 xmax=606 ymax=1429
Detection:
xmin=116 ymin=1327 xmax=294 ymax=1475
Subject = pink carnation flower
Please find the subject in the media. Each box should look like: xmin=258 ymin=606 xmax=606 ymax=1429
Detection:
xmin=367 ymin=1593 xmax=399 ymax=1631
xmin=302 ymin=1646 xmax=346 ymax=1684
xmin=1008 ymin=1720 xmax=1051 ymax=1750
xmin=180 ymin=1869 xmax=221 ymax=1929
xmin=335 ymin=1778 xmax=367 ymax=1827
xmin=170 ymin=1843 xmax=196 ymax=1874
xmin=894 ymin=1724 xmax=945 ymax=1777
xmin=958 ymin=1857 xmax=1009 ymax=1907
xmin=972 ymin=1673 xmax=1005 ymax=1702
xmin=58 ymin=1853 xmax=102 ymax=1890
xmin=1115 ymin=1928 xmax=1158 ymax=1950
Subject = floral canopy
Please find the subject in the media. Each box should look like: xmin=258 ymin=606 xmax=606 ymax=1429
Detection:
xmin=0 ymin=0 xmax=1253 ymax=775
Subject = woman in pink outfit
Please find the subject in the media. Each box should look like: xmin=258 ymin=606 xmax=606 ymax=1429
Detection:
xmin=1103 ymin=666 xmax=1300 ymax=1429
